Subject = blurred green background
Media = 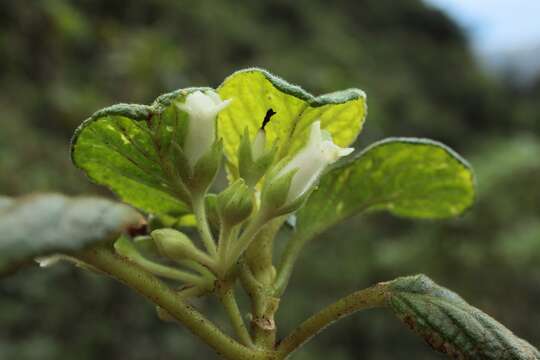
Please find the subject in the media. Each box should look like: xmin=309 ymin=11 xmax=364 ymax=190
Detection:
xmin=1 ymin=0 xmax=539 ymax=359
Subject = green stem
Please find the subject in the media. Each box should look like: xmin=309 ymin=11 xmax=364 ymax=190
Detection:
xmin=226 ymin=213 xmax=268 ymax=270
xmin=276 ymin=283 xmax=388 ymax=357
xmin=217 ymin=223 xmax=234 ymax=274
xmin=193 ymin=194 xmax=218 ymax=257
xmin=79 ymin=246 xmax=271 ymax=360
xmin=239 ymin=260 xmax=265 ymax=316
xmin=246 ymin=217 xmax=284 ymax=285
xmin=126 ymin=253 xmax=207 ymax=287
xmin=219 ymin=285 xmax=254 ymax=347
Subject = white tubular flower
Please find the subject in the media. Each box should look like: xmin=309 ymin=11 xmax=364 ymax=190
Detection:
xmin=177 ymin=90 xmax=231 ymax=167
xmin=278 ymin=121 xmax=354 ymax=204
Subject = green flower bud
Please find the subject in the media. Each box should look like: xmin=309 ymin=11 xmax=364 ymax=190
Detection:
xmin=260 ymin=165 xmax=298 ymax=216
xmin=189 ymin=139 xmax=223 ymax=194
xmin=152 ymin=229 xmax=196 ymax=260
xmin=217 ymin=179 xmax=254 ymax=226
xmin=151 ymin=229 xmax=214 ymax=267
xmin=238 ymin=128 xmax=275 ymax=187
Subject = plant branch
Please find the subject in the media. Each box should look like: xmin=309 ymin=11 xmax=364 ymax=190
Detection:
xmin=192 ymin=194 xmax=218 ymax=257
xmin=276 ymin=283 xmax=388 ymax=357
xmin=226 ymin=212 xmax=268 ymax=269
xmin=218 ymin=284 xmax=254 ymax=347
xmin=124 ymin=250 xmax=207 ymax=287
xmin=79 ymin=246 xmax=272 ymax=360
xmin=217 ymin=223 xmax=234 ymax=274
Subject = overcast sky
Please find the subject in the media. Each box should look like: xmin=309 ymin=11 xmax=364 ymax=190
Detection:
xmin=424 ymin=0 xmax=540 ymax=53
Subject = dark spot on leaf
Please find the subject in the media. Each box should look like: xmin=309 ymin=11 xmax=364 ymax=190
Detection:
xmin=261 ymin=108 xmax=276 ymax=130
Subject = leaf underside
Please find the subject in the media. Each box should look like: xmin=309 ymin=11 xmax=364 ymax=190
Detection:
xmin=295 ymin=138 xmax=476 ymax=242
xmin=387 ymin=275 xmax=540 ymax=359
xmin=0 ymin=193 xmax=143 ymax=275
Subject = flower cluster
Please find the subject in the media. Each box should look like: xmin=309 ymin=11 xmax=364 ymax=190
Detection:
xmin=109 ymin=87 xmax=355 ymax=289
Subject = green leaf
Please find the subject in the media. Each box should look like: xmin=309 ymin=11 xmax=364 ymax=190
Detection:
xmin=217 ymin=68 xmax=366 ymax=172
xmin=0 ymin=193 xmax=143 ymax=275
xmin=295 ymin=138 xmax=475 ymax=242
xmin=386 ymin=274 xmax=540 ymax=359
xmin=71 ymin=87 xmax=210 ymax=217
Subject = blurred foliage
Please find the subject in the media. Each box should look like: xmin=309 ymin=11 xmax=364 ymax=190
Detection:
xmin=0 ymin=0 xmax=539 ymax=359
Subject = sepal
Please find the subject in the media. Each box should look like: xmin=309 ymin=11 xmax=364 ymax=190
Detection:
xmin=217 ymin=179 xmax=254 ymax=226
xmin=190 ymin=139 xmax=223 ymax=194
xmin=260 ymin=167 xmax=298 ymax=216
xmin=151 ymin=228 xmax=214 ymax=267
xmin=238 ymin=129 xmax=276 ymax=186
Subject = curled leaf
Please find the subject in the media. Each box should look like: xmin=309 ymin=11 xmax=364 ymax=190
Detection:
xmin=386 ymin=274 xmax=540 ymax=359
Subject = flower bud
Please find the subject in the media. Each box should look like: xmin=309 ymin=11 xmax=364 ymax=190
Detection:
xmin=217 ymin=179 xmax=254 ymax=226
xmin=151 ymin=228 xmax=198 ymax=261
xmin=176 ymin=90 xmax=231 ymax=168
xmin=238 ymin=128 xmax=275 ymax=187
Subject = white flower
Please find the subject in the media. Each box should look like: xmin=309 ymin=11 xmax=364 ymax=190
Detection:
xmin=277 ymin=121 xmax=353 ymax=204
xmin=177 ymin=90 xmax=231 ymax=167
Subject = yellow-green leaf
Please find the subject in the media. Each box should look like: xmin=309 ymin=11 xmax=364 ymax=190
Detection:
xmin=217 ymin=68 xmax=366 ymax=172
xmin=295 ymin=138 xmax=475 ymax=243
xmin=71 ymin=88 xmax=210 ymax=216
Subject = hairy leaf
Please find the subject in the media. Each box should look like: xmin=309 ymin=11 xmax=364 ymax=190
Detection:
xmin=0 ymin=193 xmax=143 ymax=275
xmin=217 ymin=68 xmax=367 ymax=172
xmin=386 ymin=274 xmax=540 ymax=359
xmin=295 ymin=138 xmax=475 ymax=242
xmin=71 ymin=87 xmax=210 ymax=216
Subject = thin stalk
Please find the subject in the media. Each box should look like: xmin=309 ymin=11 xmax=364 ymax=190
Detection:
xmin=79 ymin=246 xmax=272 ymax=360
xmin=178 ymin=259 xmax=215 ymax=280
xmin=217 ymin=223 xmax=234 ymax=274
xmin=239 ymin=259 xmax=265 ymax=316
xmin=246 ymin=217 xmax=284 ymax=285
xmin=219 ymin=286 xmax=254 ymax=347
xmin=226 ymin=213 xmax=268 ymax=270
xmin=276 ymin=283 xmax=388 ymax=357
xmin=192 ymin=194 xmax=218 ymax=257
xmin=126 ymin=253 xmax=206 ymax=287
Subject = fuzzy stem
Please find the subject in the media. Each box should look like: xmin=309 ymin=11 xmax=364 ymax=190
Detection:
xmin=193 ymin=194 xmax=218 ymax=257
xmin=217 ymin=223 xmax=234 ymax=274
xmin=276 ymin=283 xmax=388 ymax=357
xmin=124 ymin=251 xmax=207 ymax=287
xmin=226 ymin=213 xmax=269 ymax=270
xmin=79 ymin=246 xmax=272 ymax=360
xmin=219 ymin=285 xmax=254 ymax=347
